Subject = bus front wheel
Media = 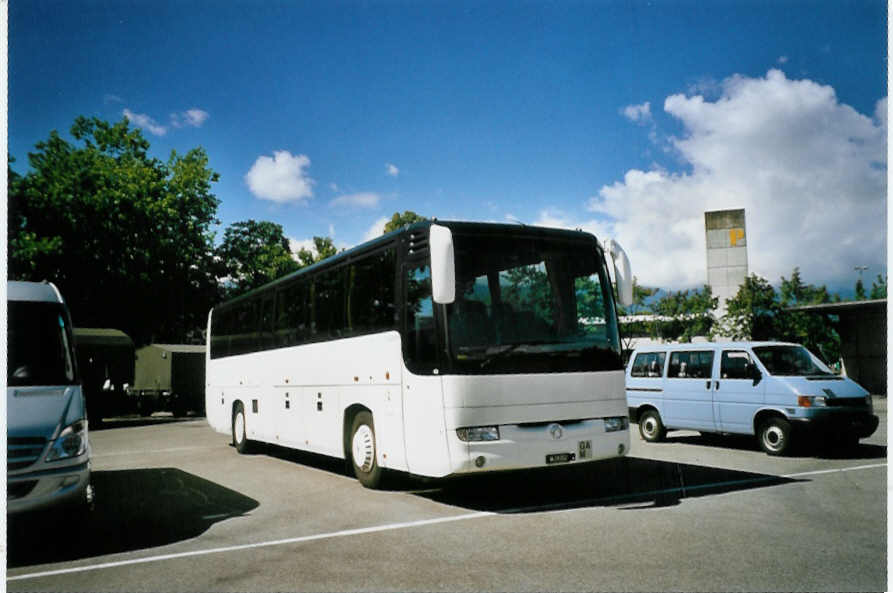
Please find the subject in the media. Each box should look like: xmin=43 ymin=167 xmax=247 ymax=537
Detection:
xmin=350 ymin=411 xmax=383 ymax=489
xmin=232 ymin=403 xmax=251 ymax=454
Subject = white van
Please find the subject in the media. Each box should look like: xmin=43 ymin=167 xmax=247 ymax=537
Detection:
xmin=626 ymin=341 xmax=878 ymax=455
xmin=7 ymin=281 xmax=94 ymax=513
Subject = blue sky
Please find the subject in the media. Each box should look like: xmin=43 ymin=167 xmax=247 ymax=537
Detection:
xmin=9 ymin=0 xmax=887 ymax=294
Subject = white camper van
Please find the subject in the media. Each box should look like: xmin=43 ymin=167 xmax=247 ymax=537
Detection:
xmin=7 ymin=281 xmax=94 ymax=513
xmin=626 ymin=341 xmax=878 ymax=455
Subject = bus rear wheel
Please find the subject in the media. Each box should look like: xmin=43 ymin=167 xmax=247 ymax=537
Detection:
xmin=350 ymin=411 xmax=383 ymax=489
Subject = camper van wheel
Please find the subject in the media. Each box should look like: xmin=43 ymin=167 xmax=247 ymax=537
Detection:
xmin=232 ymin=402 xmax=251 ymax=454
xmin=638 ymin=409 xmax=666 ymax=442
xmin=349 ymin=411 xmax=383 ymax=489
xmin=758 ymin=417 xmax=791 ymax=456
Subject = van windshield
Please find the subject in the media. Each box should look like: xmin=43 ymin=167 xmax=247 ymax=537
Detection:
xmin=752 ymin=345 xmax=834 ymax=377
xmin=7 ymin=301 xmax=77 ymax=386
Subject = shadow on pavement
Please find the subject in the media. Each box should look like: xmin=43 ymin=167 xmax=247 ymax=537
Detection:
xmin=407 ymin=457 xmax=804 ymax=513
xmin=7 ymin=468 xmax=259 ymax=568
xmin=664 ymin=432 xmax=887 ymax=460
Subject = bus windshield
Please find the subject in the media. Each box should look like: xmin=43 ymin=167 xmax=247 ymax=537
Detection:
xmin=445 ymin=232 xmax=622 ymax=374
xmin=8 ymin=301 xmax=77 ymax=387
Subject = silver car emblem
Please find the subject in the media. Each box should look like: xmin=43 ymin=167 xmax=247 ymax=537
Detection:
xmin=548 ymin=423 xmax=564 ymax=440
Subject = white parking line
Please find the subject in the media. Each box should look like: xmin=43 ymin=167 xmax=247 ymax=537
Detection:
xmin=8 ymin=462 xmax=886 ymax=582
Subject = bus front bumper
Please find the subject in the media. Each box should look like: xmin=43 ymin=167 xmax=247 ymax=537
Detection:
xmin=447 ymin=418 xmax=630 ymax=474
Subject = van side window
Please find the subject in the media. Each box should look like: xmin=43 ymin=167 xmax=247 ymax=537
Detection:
xmin=721 ymin=350 xmax=752 ymax=379
xmin=667 ymin=351 xmax=714 ymax=379
xmin=631 ymin=352 xmax=666 ymax=378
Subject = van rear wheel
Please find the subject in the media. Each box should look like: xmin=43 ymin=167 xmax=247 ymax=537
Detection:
xmin=758 ymin=417 xmax=791 ymax=456
xmin=638 ymin=409 xmax=666 ymax=442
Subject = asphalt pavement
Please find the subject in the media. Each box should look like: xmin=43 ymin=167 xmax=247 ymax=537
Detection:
xmin=6 ymin=398 xmax=887 ymax=592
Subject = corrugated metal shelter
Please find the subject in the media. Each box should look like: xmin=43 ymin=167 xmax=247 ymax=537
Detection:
xmin=790 ymin=299 xmax=887 ymax=394
xmin=73 ymin=328 xmax=135 ymax=420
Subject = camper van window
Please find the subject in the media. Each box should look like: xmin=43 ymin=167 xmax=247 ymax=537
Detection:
xmin=667 ymin=350 xmax=713 ymax=379
xmin=8 ymin=302 xmax=77 ymax=386
xmin=630 ymin=352 xmax=666 ymax=377
xmin=721 ymin=350 xmax=752 ymax=379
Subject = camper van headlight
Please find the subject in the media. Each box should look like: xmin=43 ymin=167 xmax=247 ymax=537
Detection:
xmin=797 ymin=395 xmax=828 ymax=408
xmin=604 ymin=417 xmax=629 ymax=432
xmin=46 ymin=420 xmax=88 ymax=462
xmin=457 ymin=426 xmax=500 ymax=442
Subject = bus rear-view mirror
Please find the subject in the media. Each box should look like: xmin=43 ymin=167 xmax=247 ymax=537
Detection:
xmin=430 ymin=224 xmax=456 ymax=304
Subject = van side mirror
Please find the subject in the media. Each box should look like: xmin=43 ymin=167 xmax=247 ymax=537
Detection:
xmin=748 ymin=362 xmax=763 ymax=386
xmin=430 ymin=224 xmax=456 ymax=304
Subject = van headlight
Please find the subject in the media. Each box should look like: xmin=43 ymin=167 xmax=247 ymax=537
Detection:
xmin=604 ymin=417 xmax=629 ymax=432
xmin=46 ymin=420 xmax=88 ymax=461
xmin=797 ymin=395 xmax=827 ymax=408
xmin=457 ymin=426 xmax=500 ymax=442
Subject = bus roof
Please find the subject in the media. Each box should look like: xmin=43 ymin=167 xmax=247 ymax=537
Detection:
xmin=214 ymin=220 xmax=602 ymax=311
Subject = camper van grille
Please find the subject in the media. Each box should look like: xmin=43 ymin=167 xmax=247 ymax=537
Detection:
xmin=8 ymin=437 xmax=47 ymax=470
xmin=7 ymin=480 xmax=38 ymax=500
xmin=825 ymin=397 xmax=869 ymax=409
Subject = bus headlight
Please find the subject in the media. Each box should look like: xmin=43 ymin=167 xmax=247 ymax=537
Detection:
xmin=797 ymin=396 xmax=827 ymax=408
xmin=46 ymin=420 xmax=88 ymax=462
xmin=604 ymin=417 xmax=629 ymax=432
xmin=457 ymin=426 xmax=500 ymax=442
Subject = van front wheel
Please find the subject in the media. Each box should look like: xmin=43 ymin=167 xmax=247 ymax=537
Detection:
xmin=638 ymin=409 xmax=666 ymax=442
xmin=758 ymin=417 xmax=791 ymax=456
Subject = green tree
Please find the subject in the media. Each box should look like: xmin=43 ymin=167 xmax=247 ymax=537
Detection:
xmin=855 ymin=277 xmax=867 ymax=300
xmin=650 ymin=285 xmax=718 ymax=342
xmin=870 ymin=274 xmax=887 ymax=299
xmin=296 ymin=236 xmax=338 ymax=267
xmin=616 ymin=277 xmax=658 ymax=316
xmin=217 ymin=220 xmax=299 ymax=298
xmin=717 ymin=275 xmax=781 ymax=341
xmin=383 ymin=210 xmax=426 ymax=234
xmin=777 ymin=267 xmax=839 ymax=363
xmin=8 ymin=116 xmax=220 ymax=345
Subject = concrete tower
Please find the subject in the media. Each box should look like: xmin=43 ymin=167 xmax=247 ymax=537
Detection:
xmin=705 ymin=209 xmax=748 ymax=316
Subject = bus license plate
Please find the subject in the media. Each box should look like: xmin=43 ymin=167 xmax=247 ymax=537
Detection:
xmin=578 ymin=440 xmax=592 ymax=459
xmin=546 ymin=453 xmax=576 ymax=465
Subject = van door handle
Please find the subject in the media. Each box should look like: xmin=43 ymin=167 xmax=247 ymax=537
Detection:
xmin=706 ymin=381 xmax=711 ymax=390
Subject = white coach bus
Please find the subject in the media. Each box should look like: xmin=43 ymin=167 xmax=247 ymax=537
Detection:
xmin=205 ymin=221 xmax=633 ymax=488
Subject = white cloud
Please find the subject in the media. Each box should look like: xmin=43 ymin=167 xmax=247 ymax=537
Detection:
xmin=288 ymin=237 xmax=316 ymax=257
xmin=330 ymin=192 xmax=381 ymax=209
xmin=171 ymin=108 xmax=210 ymax=128
xmin=586 ymin=69 xmax=886 ymax=290
xmin=621 ymin=102 xmax=652 ymax=123
xmin=363 ymin=216 xmax=390 ymax=242
xmin=123 ymin=109 xmax=167 ymax=136
xmin=777 ymin=55 xmax=789 ymax=64
xmin=245 ymin=151 xmax=315 ymax=203
xmin=386 ymin=163 xmax=400 ymax=177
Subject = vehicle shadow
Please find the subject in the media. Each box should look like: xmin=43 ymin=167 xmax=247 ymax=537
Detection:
xmin=407 ymin=457 xmax=805 ymax=513
xmin=7 ymin=468 xmax=259 ymax=568
xmin=664 ymin=433 xmax=887 ymax=460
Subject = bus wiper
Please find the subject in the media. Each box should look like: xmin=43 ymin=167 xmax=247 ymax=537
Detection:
xmin=478 ymin=340 xmax=555 ymax=369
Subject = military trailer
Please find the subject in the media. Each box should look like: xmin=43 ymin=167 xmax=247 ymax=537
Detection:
xmin=132 ymin=344 xmax=206 ymax=417
xmin=73 ymin=328 xmax=135 ymax=422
